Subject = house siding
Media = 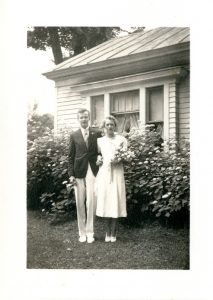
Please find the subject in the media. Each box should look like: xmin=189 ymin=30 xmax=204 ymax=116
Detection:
xmin=169 ymin=82 xmax=177 ymax=139
xmin=177 ymin=74 xmax=190 ymax=140
xmin=56 ymin=86 xmax=86 ymax=132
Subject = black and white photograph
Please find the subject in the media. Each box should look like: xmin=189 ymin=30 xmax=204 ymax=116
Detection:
xmin=1 ymin=1 xmax=213 ymax=300
xmin=26 ymin=26 xmax=190 ymax=270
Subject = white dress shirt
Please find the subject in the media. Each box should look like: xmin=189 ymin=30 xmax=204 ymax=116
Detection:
xmin=81 ymin=127 xmax=89 ymax=145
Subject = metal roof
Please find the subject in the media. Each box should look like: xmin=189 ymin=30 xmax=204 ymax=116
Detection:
xmin=52 ymin=27 xmax=190 ymax=71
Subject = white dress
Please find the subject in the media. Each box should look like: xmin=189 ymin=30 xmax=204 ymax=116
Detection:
xmin=96 ymin=134 xmax=127 ymax=218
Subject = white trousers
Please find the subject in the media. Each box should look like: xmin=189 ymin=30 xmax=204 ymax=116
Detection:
xmin=74 ymin=164 xmax=96 ymax=238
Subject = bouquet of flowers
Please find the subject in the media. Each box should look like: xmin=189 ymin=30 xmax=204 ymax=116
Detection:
xmin=111 ymin=145 xmax=135 ymax=164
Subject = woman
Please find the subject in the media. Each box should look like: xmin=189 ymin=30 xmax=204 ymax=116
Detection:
xmin=96 ymin=115 xmax=127 ymax=242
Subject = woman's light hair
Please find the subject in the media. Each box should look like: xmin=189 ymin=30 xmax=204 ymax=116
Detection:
xmin=101 ymin=115 xmax=118 ymax=129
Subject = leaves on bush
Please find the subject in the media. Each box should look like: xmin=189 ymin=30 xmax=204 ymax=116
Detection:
xmin=27 ymin=113 xmax=189 ymax=225
xmin=124 ymin=126 xmax=190 ymax=221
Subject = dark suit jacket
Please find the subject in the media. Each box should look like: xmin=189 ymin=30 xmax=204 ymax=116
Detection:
xmin=68 ymin=127 xmax=102 ymax=178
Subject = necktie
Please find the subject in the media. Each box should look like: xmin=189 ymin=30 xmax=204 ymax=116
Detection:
xmin=84 ymin=130 xmax=89 ymax=147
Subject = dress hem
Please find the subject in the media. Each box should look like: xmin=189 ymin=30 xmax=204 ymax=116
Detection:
xmin=96 ymin=214 xmax=127 ymax=218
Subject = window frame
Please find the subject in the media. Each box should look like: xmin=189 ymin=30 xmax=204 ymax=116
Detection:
xmin=85 ymin=79 xmax=172 ymax=140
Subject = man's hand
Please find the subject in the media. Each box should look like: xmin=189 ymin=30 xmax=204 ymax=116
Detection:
xmin=96 ymin=155 xmax=103 ymax=166
xmin=69 ymin=176 xmax=77 ymax=185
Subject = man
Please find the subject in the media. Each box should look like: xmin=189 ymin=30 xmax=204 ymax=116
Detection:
xmin=68 ymin=109 xmax=101 ymax=243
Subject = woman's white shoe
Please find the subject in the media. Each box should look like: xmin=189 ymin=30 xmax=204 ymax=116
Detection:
xmin=79 ymin=236 xmax=87 ymax=242
xmin=111 ymin=236 xmax=116 ymax=242
xmin=105 ymin=235 xmax=111 ymax=242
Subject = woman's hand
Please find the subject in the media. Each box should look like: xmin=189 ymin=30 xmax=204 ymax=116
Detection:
xmin=111 ymin=157 xmax=122 ymax=165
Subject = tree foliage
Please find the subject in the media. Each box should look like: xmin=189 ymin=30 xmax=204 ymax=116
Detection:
xmin=27 ymin=27 xmax=123 ymax=64
xmin=27 ymin=105 xmax=54 ymax=142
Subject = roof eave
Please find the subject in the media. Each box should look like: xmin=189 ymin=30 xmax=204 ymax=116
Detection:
xmin=43 ymin=42 xmax=190 ymax=81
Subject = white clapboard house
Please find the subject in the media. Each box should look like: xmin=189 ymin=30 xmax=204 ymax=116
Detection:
xmin=43 ymin=27 xmax=190 ymax=141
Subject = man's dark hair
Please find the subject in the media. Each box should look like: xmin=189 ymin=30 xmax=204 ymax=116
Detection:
xmin=77 ymin=108 xmax=90 ymax=118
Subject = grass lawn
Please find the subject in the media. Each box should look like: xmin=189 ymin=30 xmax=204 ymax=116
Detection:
xmin=27 ymin=210 xmax=189 ymax=269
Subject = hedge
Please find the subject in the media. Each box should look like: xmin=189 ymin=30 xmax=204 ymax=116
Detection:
xmin=27 ymin=115 xmax=189 ymax=226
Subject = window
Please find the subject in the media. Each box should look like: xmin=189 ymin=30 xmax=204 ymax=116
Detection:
xmin=110 ymin=90 xmax=139 ymax=133
xmin=91 ymin=95 xmax=104 ymax=127
xmin=146 ymin=86 xmax=164 ymax=137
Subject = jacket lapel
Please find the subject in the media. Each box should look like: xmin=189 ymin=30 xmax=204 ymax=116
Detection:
xmin=88 ymin=127 xmax=94 ymax=150
xmin=76 ymin=127 xmax=95 ymax=150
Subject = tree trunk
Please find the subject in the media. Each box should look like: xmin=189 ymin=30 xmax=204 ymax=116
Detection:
xmin=48 ymin=27 xmax=63 ymax=65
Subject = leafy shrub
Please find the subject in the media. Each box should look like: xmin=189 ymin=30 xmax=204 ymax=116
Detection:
xmin=124 ymin=125 xmax=190 ymax=227
xmin=27 ymin=111 xmax=75 ymax=214
xmin=27 ymin=111 xmax=189 ymax=227
xmin=27 ymin=106 xmax=54 ymax=142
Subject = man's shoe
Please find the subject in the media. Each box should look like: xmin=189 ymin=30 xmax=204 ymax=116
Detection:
xmin=87 ymin=237 xmax=95 ymax=243
xmin=79 ymin=236 xmax=87 ymax=243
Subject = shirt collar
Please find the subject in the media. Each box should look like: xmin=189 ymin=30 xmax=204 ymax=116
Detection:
xmin=80 ymin=126 xmax=89 ymax=135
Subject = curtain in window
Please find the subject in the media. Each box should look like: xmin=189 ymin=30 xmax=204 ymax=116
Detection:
xmin=115 ymin=113 xmax=139 ymax=133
